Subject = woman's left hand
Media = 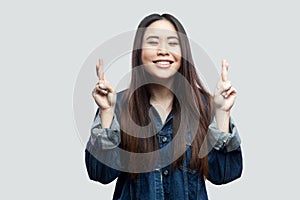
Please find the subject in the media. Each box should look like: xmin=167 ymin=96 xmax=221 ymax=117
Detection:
xmin=213 ymin=59 xmax=237 ymax=112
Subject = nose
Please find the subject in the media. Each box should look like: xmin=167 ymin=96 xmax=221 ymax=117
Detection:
xmin=157 ymin=47 xmax=169 ymax=56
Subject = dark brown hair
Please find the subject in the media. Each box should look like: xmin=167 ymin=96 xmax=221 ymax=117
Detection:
xmin=120 ymin=13 xmax=213 ymax=178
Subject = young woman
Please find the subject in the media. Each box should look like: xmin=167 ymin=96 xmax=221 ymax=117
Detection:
xmin=85 ymin=13 xmax=242 ymax=200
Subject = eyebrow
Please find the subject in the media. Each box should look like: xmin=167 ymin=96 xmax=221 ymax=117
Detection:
xmin=145 ymin=36 xmax=179 ymax=40
xmin=146 ymin=36 xmax=159 ymax=40
xmin=167 ymin=36 xmax=179 ymax=40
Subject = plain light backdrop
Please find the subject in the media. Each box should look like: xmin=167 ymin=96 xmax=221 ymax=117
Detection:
xmin=0 ymin=0 xmax=299 ymax=199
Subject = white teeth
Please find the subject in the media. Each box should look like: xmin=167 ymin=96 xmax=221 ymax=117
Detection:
xmin=157 ymin=61 xmax=170 ymax=65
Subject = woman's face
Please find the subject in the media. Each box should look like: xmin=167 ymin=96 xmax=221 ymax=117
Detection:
xmin=141 ymin=19 xmax=182 ymax=80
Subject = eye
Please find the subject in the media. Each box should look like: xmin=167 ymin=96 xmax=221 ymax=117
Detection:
xmin=168 ymin=39 xmax=179 ymax=46
xmin=168 ymin=42 xmax=179 ymax=46
xmin=147 ymin=41 xmax=159 ymax=45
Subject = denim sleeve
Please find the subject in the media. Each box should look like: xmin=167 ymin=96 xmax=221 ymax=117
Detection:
xmin=207 ymin=116 xmax=241 ymax=152
xmin=207 ymin=117 xmax=243 ymax=185
xmin=85 ymin=110 xmax=121 ymax=184
xmin=207 ymin=146 xmax=243 ymax=185
xmin=89 ymin=111 xmax=121 ymax=150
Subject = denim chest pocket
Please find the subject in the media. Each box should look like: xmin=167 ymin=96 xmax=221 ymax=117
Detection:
xmin=179 ymin=165 xmax=198 ymax=175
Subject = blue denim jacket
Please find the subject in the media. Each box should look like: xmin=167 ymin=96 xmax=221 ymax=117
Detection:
xmin=85 ymin=91 xmax=243 ymax=200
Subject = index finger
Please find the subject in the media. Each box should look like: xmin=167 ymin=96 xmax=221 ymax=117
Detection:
xmin=221 ymin=59 xmax=229 ymax=82
xmin=96 ymin=58 xmax=104 ymax=80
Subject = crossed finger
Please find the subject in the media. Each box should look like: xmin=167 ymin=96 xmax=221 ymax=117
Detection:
xmin=96 ymin=58 xmax=105 ymax=80
xmin=221 ymin=59 xmax=229 ymax=82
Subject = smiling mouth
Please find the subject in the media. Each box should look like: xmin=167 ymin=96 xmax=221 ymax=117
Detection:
xmin=153 ymin=60 xmax=174 ymax=66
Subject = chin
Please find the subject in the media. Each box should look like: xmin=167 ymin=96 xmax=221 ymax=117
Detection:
xmin=147 ymin=72 xmax=177 ymax=81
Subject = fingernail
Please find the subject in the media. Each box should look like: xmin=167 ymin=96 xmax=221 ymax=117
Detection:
xmin=99 ymin=83 xmax=105 ymax=88
xmin=222 ymin=92 xmax=227 ymax=98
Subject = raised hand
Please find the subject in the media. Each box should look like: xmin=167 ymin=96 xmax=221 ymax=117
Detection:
xmin=92 ymin=58 xmax=116 ymax=111
xmin=213 ymin=59 xmax=237 ymax=112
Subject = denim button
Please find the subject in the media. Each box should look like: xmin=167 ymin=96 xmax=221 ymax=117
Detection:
xmin=163 ymin=169 xmax=169 ymax=176
xmin=162 ymin=136 xmax=167 ymax=143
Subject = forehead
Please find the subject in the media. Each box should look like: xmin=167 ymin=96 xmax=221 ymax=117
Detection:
xmin=143 ymin=20 xmax=178 ymax=38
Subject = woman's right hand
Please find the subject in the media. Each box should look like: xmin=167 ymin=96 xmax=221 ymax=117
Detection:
xmin=92 ymin=58 xmax=116 ymax=112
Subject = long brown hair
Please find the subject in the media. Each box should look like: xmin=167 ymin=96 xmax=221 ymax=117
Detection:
xmin=120 ymin=13 xmax=213 ymax=178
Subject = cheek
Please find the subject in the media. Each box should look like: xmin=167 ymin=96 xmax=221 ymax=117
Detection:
xmin=174 ymin=53 xmax=181 ymax=61
xmin=176 ymin=47 xmax=182 ymax=57
xmin=141 ymin=49 xmax=155 ymax=63
xmin=169 ymin=47 xmax=182 ymax=60
xmin=173 ymin=54 xmax=182 ymax=70
xmin=173 ymin=50 xmax=182 ymax=63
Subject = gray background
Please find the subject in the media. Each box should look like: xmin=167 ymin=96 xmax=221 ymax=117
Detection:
xmin=1 ymin=0 xmax=299 ymax=199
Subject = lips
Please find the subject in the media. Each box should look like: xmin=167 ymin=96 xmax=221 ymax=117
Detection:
xmin=153 ymin=59 xmax=174 ymax=68
xmin=153 ymin=60 xmax=174 ymax=64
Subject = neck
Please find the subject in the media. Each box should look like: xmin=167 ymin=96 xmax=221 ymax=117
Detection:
xmin=148 ymin=84 xmax=174 ymax=124
xmin=149 ymin=84 xmax=174 ymax=103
